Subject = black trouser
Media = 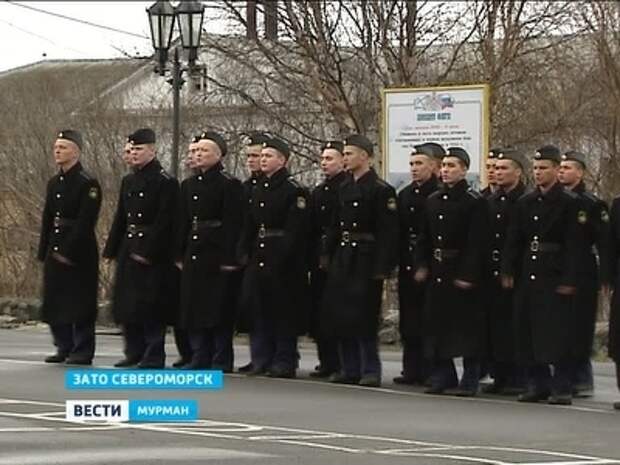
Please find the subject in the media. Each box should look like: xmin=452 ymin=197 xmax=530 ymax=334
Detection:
xmin=49 ymin=321 xmax=95 ymax=361
xmin=527 ymin=363 xmax=572 ymax=396
xmin=316 ymin=337 xmax=340 ymax=373
xmin=401 ymin=339 xmax=431 ymax=382
xmin=122 ymin=322 xmax=166 ymax=366
xmin=173 ymin=327 xmax=193 ymax=362
xmin=187 ymin=326 xmax=234 ymax=370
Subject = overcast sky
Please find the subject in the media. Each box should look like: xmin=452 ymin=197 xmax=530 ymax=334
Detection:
xmin=0 ymin=1 xmax=229 ymax=72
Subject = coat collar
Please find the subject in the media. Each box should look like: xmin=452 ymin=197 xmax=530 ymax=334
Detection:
xmin=59 ymin=161 xmax=82 ymax=179
xmin=135 ymin=158 xmax=162 ymax=177
xmin=197 ymin=162 xmax=223 ymax=181
xmin=263 ymin=167 xmax=290 ymax=189
xmin=439 ymin=178 xmax=469 ymax=198
xmin=411 ymin=175 xmax=438 ymax=195
xmin=496 ymin=182 xmax=525 ymax=202
xmin=536 ymin=181 xmax=564 ymax=202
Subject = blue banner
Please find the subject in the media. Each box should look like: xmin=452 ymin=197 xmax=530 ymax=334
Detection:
xmin=65 ymin=370 xmax=223 ymax=390
xmin=129 ymin=399 xmax=198 ymax=422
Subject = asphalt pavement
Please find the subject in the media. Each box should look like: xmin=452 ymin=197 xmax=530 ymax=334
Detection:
xmin=0 ymin=326 xmax=619 ymax=465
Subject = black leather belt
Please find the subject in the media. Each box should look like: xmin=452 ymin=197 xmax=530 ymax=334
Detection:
xmin=53 ymin=217 xmax=75 ymax=227
xmin=529 ymin=240 xmax=561 ymax=252
xmin=127 ymin=224 xmax=151 ymax=234
xmin=258 ymin=224 xmax=285 ymax=238
xmin=341 ymin=231 xmax=375 ymax=243
xmin=433 ymin=248 xmax=459 ymax=262
xmin=191 ymin=219 xmax=222 ymax=231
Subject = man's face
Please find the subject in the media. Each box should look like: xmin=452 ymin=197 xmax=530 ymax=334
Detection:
xmin=185 ymin=142 xmax=198 ymax=169
xmin=533 ymin=160 xmax=559 ymax=187
xmin=410 ymin=154 xmax=434 ymax=184
xmin=131 ymin=143 xmax=156 ymax=168
xmin=558 ymin=161 xmax=583 ymax=186
xmin=260 ymin=147 xmax=286 ymax=176
xmin=320 ymin=149 xmax=344 ymax=178
xmin=245 ymin=144 xmax=262 ymax=173
xmin=122 ymin=142 xmax=133 ymax=167
xmin=53 ymin=139 xmax=79 ymax=166
xmin=195 ymin=139 xmax=221 ymax=170
xmin=486 ymin=158 xmax=497 ymax=185
xmin=343 ymin=145 xmax=368 ymax=172
xmin=441 ymin=156 xmax=467 ymax=186
xmin=495 ymin=159 xmax=521 ymax=187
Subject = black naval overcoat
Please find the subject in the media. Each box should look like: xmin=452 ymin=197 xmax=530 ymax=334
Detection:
xmin=238 ymin=167 xmax=310 ymax=336
xmin=308 ymin=171 xmax=348 ymax=338
xmin=397 ymin=175 xmax=439 ymax=342
xmin=103 ymin=158 xmax=179 ymax=325
xmin=501 ymin=182 xmax=582 ymax=363
xmin=415 ymin=179 xmax=489 ymax=359
xmin=486 ymin=182 xmax=525 ymax=363
xmin=37 ymin=162 xmax=101 ymax=324
xmin=571 ymin=182 xmax=610 ymax=361
xmin=175 ymin=162 xmax=243 ymax=329
xmin=607 ymin=197 xmax=620 ymax=361
xmin=320 ymin=169 xmax=399 ymax=338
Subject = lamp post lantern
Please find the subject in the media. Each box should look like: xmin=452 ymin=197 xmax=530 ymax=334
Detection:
xmin=146 ymin=0 xmax=205 ymax=178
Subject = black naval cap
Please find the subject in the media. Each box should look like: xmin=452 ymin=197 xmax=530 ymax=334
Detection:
xmin=496 ymin=148 xmax=526 ymax=169
xmin=244 ymin=131 xmax=270 ymax=146
xmin=412 ymin=142 xmax=445 ymax=160
xmin=344 ymin=134 xmax=374 ymax=156
xmin=200 ymin=130 xmax=228 ymax=156
xmin=321 ymin=140 xmax=344 ymax=154
xmin=533 ymin=144 xmax=561 ymax=162
xmin=129 ymin=128 xmax=156 ymax=145
xmin=446 ymin=147 xmax=470 ymax=168
xmin=561 ymin=150 xmax=586 ymax=168
xmin=263 ymin=136 xmax=291 ymax=159
xmin=488 ymin=147 xmax=502 ymax=159
xmin=57 ymin=129 xmax=83 ymax=150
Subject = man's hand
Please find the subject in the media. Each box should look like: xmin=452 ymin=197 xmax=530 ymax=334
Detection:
xmin=414 ymin=267 xmax=428 ymax=283
xmin=130 ymin=253 xmax=151 ymax=265
xmin=501 ymin=275 xmax=514 ymax=289
xmin=454 ymin=279 xmax=473 ymax=290
xmin=52 ymin=252 xmax=75 ymax=266
xmin=556 ymin=285 xmax=576 ymax=295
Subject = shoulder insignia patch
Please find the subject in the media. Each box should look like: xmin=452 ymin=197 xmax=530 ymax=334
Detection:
xmin=578 ymin=210 xmax=587 ymax=224
xmin=80 ymin=170 xmax=93 ymax=181
xmin=297 ymin=196 xmax=307 ymax=209
xmin=159 ymin=169 xmax=171 ymax=179
xmin=387 ymin=197 xmax=397 ymax=211
xmin=602 ymin=210 xmax=610 ymax=223
xmin=88 ymin=187 xmax=99 ymax=199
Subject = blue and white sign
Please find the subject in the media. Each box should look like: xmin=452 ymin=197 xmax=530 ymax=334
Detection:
xmin=65 ymin=370 xmax=223 ymax=390
xmin=65 ymin=399 xmax=198 ymax=422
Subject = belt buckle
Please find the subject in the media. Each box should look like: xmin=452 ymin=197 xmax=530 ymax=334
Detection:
xmin=530 ymin=240 xmax=539 ymax=252
xmin=491 ymin=249 xmax=501 ymax=262
xmin=258 ymin=224 xmax=266 ymax=239
xmin=342 ymin=231 xmax=351 ymax=243
xmin=433 ymin=248 xmax=442 ymax=262
xmin=53 ymin=217 xmax=60 ymax=227
xmin=128 ymin=224 xmax=137 ymax=234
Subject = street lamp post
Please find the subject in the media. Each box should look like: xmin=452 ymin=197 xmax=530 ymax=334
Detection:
xmin=146 ymin=0 xmax=205 ymax=178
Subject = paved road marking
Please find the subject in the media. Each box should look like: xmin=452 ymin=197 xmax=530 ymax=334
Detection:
xmin=0 ymin=398 xmax=618 ymax=465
